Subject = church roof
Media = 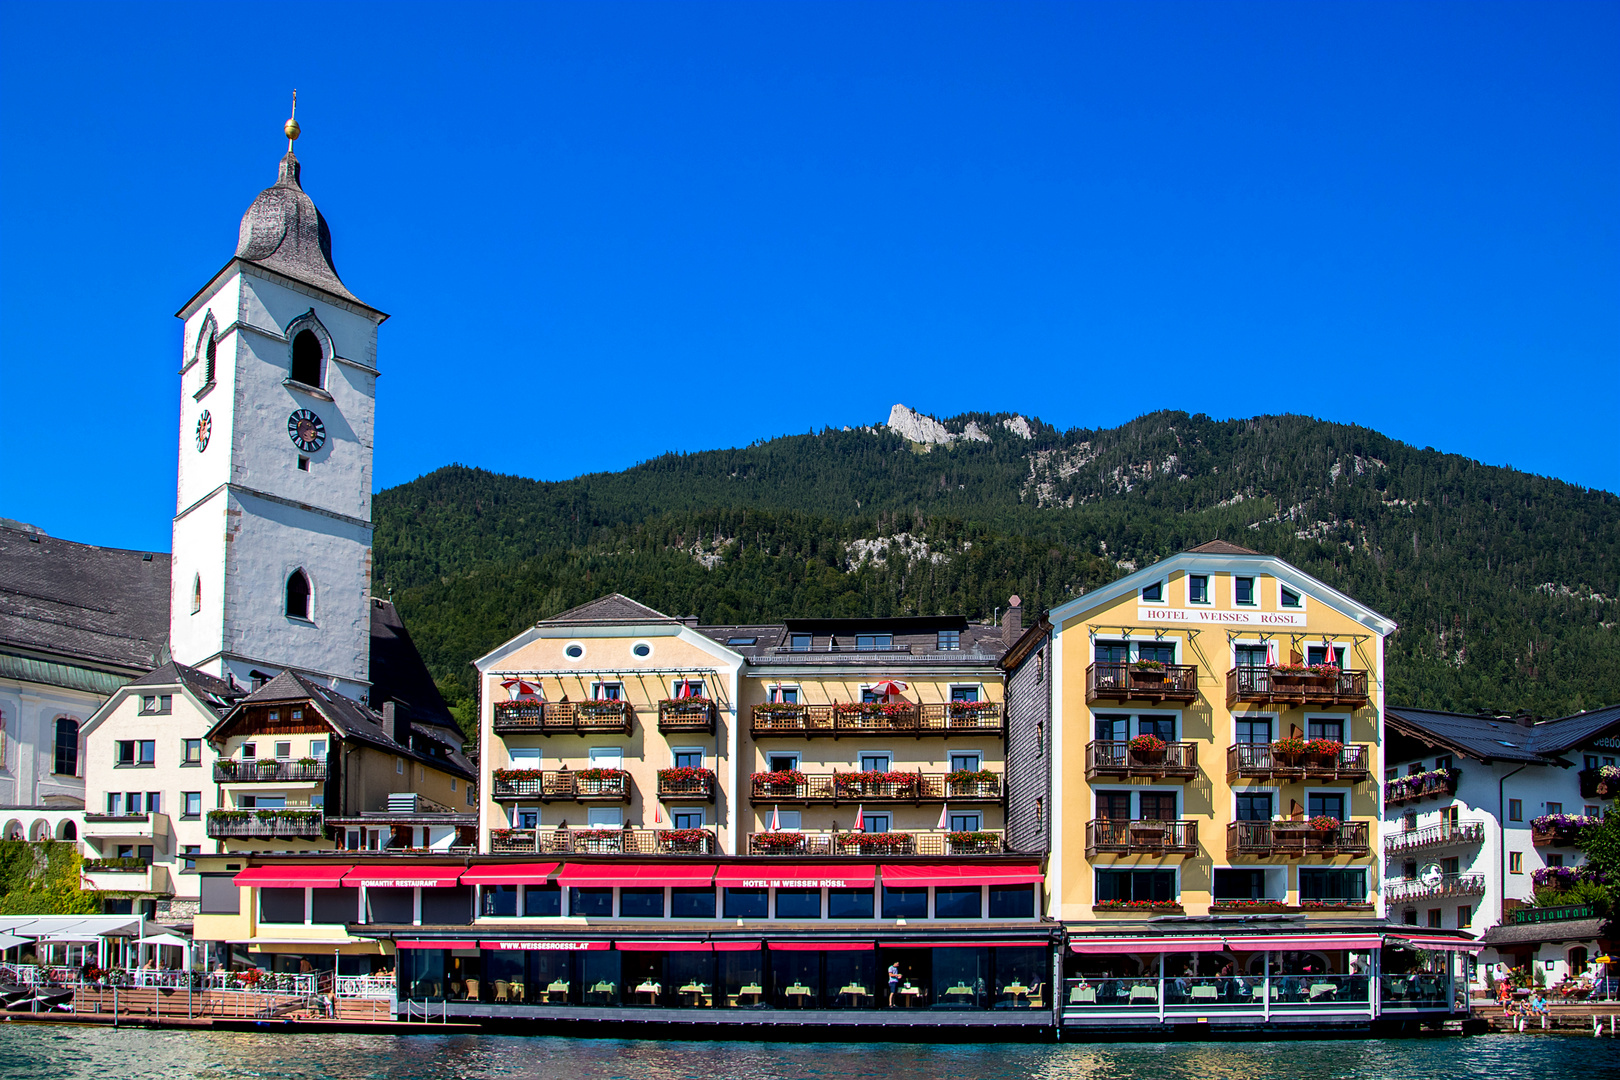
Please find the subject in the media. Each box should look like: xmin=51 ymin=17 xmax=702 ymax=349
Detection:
xmin=0 ymin=525 xmax=170 ymax=672
xmin=1184 ymin=540 xmax=1262 ymax=555
xmin=369 ymin=598 xmax=459 ymax=738
xmin=235 ymin=152 xmax=365 ymax=307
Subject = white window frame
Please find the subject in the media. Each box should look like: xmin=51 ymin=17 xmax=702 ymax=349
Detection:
xmin=1132 ymin=639 xmax=1177 ymax=664
xmin=767 ymin=684 xmax=801 ymax=704
xmin=1231 ymin=785 xmax=1282 ymax=823
xmin=586 ymin=806 xmax=623 ymax=828
xmin=949 ymin=750 xmax=983 ymax=773
xmin=670 ymin=807 xmax=706 ymax=829
xmin=671 ymin=747 xmax=706 ymax=769
xmin=947 ymin=810 xmax=983 ymax=832
xmin=764 ymin=750 xmax=801 ymax=772
xmin=857 ymin=750 xmax=894 ymax=773
xmin=1231 ymin=711 xmax=1279 ymax=745
xmin=1139 ymin=579 xmax=1167 ymax=605
xmin=630 ymin=640 xmax=654 ymax=660
xmin=947 ymin=683 xmax=983 ymax=703
xmin=1186 ymin=573 xmax=1211 ymax=605
xmin=588 ymin=746 xmax=624 ymax=768
xmin=1231 ymin=637 xmax=1274 ymax=668
xmin=1303 ymin=713 xmax=1347 ymax=743
xmin=1212 ymin=864 xmax=1287 ymax=902
xmin=1303 ymin=786 xmax=1349 ymax=821
xmin=563 ymin=641 xmax=586 ymax=662
xmin=1276 ymin=580 xmax=1307 ymax=611
xmin=590 ymin=680 xmax=624 ymax=701
xmin=1134 ymin=711 xmax=1179 ymax=741
xmin=670 ymin=678 xmax=706 ymax=699
xmin=862 ymin=811 xmax=893 ymax=834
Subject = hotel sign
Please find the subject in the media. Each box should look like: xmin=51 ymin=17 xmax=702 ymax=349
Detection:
xmin=1136 ymin=607 xmax=1308 ymax=628
xmin=479 ymin=940 xmax=609 ymax=951
xmin=735 ymin=875 xmax=856 ymax=889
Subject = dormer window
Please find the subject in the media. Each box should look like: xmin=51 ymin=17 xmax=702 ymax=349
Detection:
xmin=788 ymin=633 xmax=812 ymax=652
xmin=1141 ymin=581 xmax=1163 ymax=603
xmin=1279 ymin=584 xmax=1301 ymax=608
xmin=290 ymin=329 xmax=324 ymax=387
xmin=937 ymin=630 xmax=961 ymax=651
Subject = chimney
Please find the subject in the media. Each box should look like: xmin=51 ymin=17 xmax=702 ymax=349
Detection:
xmin=1001 ymin=595 xmax=1022 ymax=648
xmin=382 ymin=701 xmax=410 ymax=747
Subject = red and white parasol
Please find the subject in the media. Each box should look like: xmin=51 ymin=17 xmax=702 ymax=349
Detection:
xmin=500 ymin=677 xmax=542 ymax=702
xmin=852 ymin=805 xmax=865 ymax=832
xmin=869 ymin=679 xmax=908 ymax=700
xmin=770 ymin=805 xmax=781 ymax=832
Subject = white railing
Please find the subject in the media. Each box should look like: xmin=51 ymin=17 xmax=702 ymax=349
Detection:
xmin=336 ymin=974 xmax=396 ymax=1000
xmin=0 ymin=963 xmax=80 ymax=987
xmin=129 ymin=970 xmax=195 ymax=988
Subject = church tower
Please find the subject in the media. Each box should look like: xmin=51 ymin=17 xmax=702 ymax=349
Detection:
xmin=169 ymin=104 xmax=385 ymax=701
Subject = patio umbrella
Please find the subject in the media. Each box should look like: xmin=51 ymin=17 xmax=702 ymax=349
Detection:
xmin=770 ymin=805 xmax=780 ymax=832
xmin=852 ymin=805 xmax=865 ymax=832
xmin=500 ymin=678 xmax=542 ymax=701
xmin=870 ymin=680 xmax=907 ymax=699
xmin=937 ymin=802 xmax=949 ymax=831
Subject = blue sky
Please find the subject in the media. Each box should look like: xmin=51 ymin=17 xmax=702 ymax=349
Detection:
xmin=1 ymin=1 xmax=1615 ymax=553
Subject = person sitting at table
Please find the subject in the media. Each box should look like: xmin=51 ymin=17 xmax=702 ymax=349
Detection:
xmin=888 ymin=962 xmax=903 ymax=1007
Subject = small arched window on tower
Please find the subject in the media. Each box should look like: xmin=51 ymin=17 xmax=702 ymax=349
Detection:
xmin=290 ymin=330 xmax=324 ymax=387
xmin=191 ymin=573 xmax=202 ymax=615
xmin=204 ymin=332 xmax=218 ymax=385
xmin=285 ymin=569 xmax=312 ymax=620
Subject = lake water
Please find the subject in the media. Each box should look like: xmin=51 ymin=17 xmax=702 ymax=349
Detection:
xmin=0 ymin=1026 xmax=1608 ymax=1080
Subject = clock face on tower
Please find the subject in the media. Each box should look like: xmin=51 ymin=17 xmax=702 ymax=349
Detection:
xmin=287 ymin=409 xmax=327 ymax=453
xmin=195 ymin=410 xmax=212 ymax=452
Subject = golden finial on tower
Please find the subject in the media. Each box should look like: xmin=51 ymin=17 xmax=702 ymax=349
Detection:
xmin=284 ymin=90 xmax=300 ymax=150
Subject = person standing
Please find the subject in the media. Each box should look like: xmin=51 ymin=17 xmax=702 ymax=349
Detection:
xmin=888 ymin=962 xmax=903 ymax=1007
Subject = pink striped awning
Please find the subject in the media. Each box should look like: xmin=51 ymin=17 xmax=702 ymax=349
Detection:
xmin=394 ymin=940 xmax=468 ymax=949
xmin=616 ymin=941 xmax=713 ymax=952
xmin=478 ymin=940 xmax=609 ymax=952
xmin=1069 ymin=938 xmax=1229 ymax=954
xmin=1233 ymin=935 xmax=1384 ymax=951
xmin=768 ymin=941 xmax=872 ymax=951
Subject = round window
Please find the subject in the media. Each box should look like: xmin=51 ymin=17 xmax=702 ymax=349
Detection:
xmin=564 ymin=643 xmax=584 ymax=659
xmin=632 ymin=643 xmax=651 ymax=658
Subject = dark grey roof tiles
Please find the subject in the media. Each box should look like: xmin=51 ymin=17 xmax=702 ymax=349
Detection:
xmin=236 ymin=152 xmax=364 ymax=306
xmin=1184 ymin=540 xmax=1262 ymax=555
xmin=368 ymin=598 xmax=459 ymax=737
xmin=539 ymin=594 xmax=676 ymax=626
xmin=1386 ymin=707 xmax=1548 ymax=764
xmin=129 ymin=661 xmax=243 ymax=713
xmin=0 ymin=525 xmax=170 ymax=671
xmin=1533 ymin=704 xmax=1620 ymax=753
xmin=1481 ymin=917 xmax=1607 ymax=946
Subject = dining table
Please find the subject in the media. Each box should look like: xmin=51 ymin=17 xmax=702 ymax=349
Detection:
xmin=545 ymin=980 xmax=569 ymax=1003
xmin=838 ymin=983 xmax=870 ymax=1007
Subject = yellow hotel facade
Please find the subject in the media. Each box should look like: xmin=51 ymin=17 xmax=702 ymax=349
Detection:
xmin=1049 ymin=540 xmax=1397 ymax=923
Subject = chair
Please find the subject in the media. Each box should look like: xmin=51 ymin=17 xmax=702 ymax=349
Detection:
xmin=1027 ymin=982 xmax=1046 ymax=1009
xmin=494 ymin=980 xmax=509 ymax=1003
xmin=464 ymin=978 xmax=480 ymax=1000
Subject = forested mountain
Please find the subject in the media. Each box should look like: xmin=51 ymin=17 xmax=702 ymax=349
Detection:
xmin=373 ymin=408 xmax=1620 ymax=729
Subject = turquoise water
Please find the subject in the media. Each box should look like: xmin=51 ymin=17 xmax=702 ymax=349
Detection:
xmin=0 ymin=1027 xmax=1608 ymax=1079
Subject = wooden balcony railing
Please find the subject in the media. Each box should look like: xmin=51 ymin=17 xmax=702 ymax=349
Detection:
xmin=749 ymin=701 xmax=1002 ymax=738
xmin=1225 ymin=819 xmax=1371 ymax=857
xmin=1383 ymin=821 xmax=1484 ymax=856
xmin=489 ymin=771 xmax=631 ymax=802
xmin=748 ymin=772 xmax=1003 ymax=803
xmin=1384 ymin=770 xmax=1460 ymax=808
xmin=212 ymin=759 xmax=329 ymax=784
xmin=657 ymin=699 xmax=717 ymax=734
xmin=1385 ymin=873 xmax=1487 ymax=904
xmin=489 ymin=827 xmax=716 ymax=856
xmin=1086 ymin=662 xmax=1200 ymax=704
xmin=492 ymin=700 xmax=633 ymax=736
xmin=1084 ymin=819 xmax=1198 ymax=857
xmin=206 ymin=810 xmax=325 ymax=840
xmin=1225 ymin=666 xmax=1370 ymax=708
xmin=1085 ymin=741 xmax=1198 ymax=779
xmin=1226 ymin=742 xmax=1371 ymax=781
xmin=656 ymin=770 xmax=717 ymax=801
xmin=744 ymin=829 xmax=1004 ymax=857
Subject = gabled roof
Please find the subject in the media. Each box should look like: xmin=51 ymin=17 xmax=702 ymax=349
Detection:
xmin=539 ymin=594 xmax=677 ymax=626
xmin=128 ymin=661 xmax=242 ymax=711
xmin=1535 ymin=704 xmax=1620 ymax=753
xmin=0 ymin=525 xmax=170 ymax=671
xmin=368 ymin=598 xmax=458 ymax=738
xmin=1386 ymin=706 xmax=1549 ymax=765
xmin=1184 ymin=540 xmax=1261 ymax=556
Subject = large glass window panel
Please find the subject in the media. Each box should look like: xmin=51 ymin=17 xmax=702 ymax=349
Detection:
xmin=1213 ymin=868 xmax=1270 ymax=899
xmin=311 ymin=887 xmax=358 ymax=924
xmin=444 ymin=953 xmax=482 ymax=1001
xmin=882 ymin=886 xmax=928 ymax=919
xmin=1234 ymin=793 xmax=1274 ymax=821
xmin=825 ymin=950 xmax=878 ymax=1009
xmin=988 ymin=884 xmax=1035 ymax=918
xmin=260 ymin=888 xmax=304 ymax=924
xmin=621 ymin=951 xmax=667 ymax=1007
xmin=1235 ymin=718 xmax=1272 ymax=744
xmin=1136 ymin=644 xmax=1174 ymax=665
xmin=524 ymin=884 xmax=562 ymax=917
xmin=879 ymin=947 xmax=933 ymax=1009
xmin=1234 ymin=644 xmax=1268 ymax=668
xmin=667 ymin=951 xmax=716 ymax=1008
xmin=723 ymin=888 xmax=768 ymax=919
xmin=1307 ymin=792 xmax=1346 ymax=820
xmin=770 ymin=949 xmax=821 ymax=1009
xmin=570 ymin=887 xmax=613 ymax=917
xmin=401 ymin=949 xmax=447 ymax=1001
xmin=992 ymin=946 xmax=1045 ymax=1009
xmin=718 ymin=949 xmax=766 ymax=1009
xmin=1299 ymin=868 xmax=1367 ymax=901
xmin=671 ymin=887 xmax=716 ymax=918
xmin=1094 ymin=641 xmax=1130 ymax=663
xmin=1138 ymin=717 xmax=1176 ymax=741
xmin=1307 ymin=718 xmax=1345 ymax=741
xmin=620 ymin=888 xmax=665 ymax=919
xmin=828 ymin=888 xmax=874 ymax=919
xmin=482 ymin=885 xmax=519 ymax=917
xmin=1094 ymin=715 xmax=1129 ymax=742
xmin=421 ymin=886 xmax=473 ymax=924
xmin=527 ymin=951 xmax=573 ymax=1005
xmin=481 ymin=949 xmax=526 ymax=1003
xmin=775 ymin=888 xmax=822 ymax=919
xmin=933 ymin=947 xmax=988 ymax=1009
xmin=934 ymin=886 xmax=982 ymax=919
xmin=367 ymin=887 xmax=413 ymax=923
xmin=580 ymin=951 xmax=620 ymax=1005
xmin=1139 ymin=792 xmax=1177 ymax=820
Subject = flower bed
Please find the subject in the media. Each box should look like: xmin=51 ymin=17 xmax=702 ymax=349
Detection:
xmin=493 ymin=768 xmax=545 ymax=782
xmin=835 ymin=770 xmax=919 ymax=796
xmin=1385 ymin=767 xmax=1459 ymax=804
xmin=751 ymin=831 xmax=806 ymax=851
xmin=1128 ymin=734 xmax=1167 ymax=753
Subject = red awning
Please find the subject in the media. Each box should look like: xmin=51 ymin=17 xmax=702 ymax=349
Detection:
xmin=616 ymin=941 xmax=713 ymax=952
xmin=478 ymin=940 xmax=609 ymax=952
xmin=879 ymin=863 xmax=1044 ymax=887
xmin=925 ymin=941 xmax=1051 ymax=949
xmin=767 ymin=941 xmax=873 ymax=952
xmin=395 ymin=940 xmax=468 ymax=949
xmin=233 ymin=864 xmax=353 ymax=888
xmin=712 ymin=941 xmax=762 ymax=952
xmin=341 ymin=865 xmax=464 ymax=889
xmin=714 ymin=864 xmax=877 ymax=889
xmin=1235 ymin=935 xmax=1384 ymax=951
xmin=1386 ymin=935 xmax=1482 ymax=953
xmin=461 ymin=863 xmax=560 ymax=886
xmin=1069 ymin=938 xmax=1229 ymax=954
xmin=556 ymin=863 xmax=717 ymax=887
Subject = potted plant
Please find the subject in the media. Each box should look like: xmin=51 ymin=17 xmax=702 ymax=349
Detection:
xmin=1308 ymin=815 xmax=1341 ymax=836
xmin=1304 ymin=738 xmax=1344 ymax=766
xmin=838 ymin=831 xmax=914 ymax=853
xmin=1271 ymin=736 xmax=1307 ymax=763
xmin=1128 ymin=733 xmax=1167 ymax=764
xmin=752 ymin=830 xmax=807 ymax=853
xmin=1130 ymin=659 xmax=1167 ymax=687
xmin=659 ymin=827 xmax=712 ymax=854
xmin=946 ymin=830 xmax=1000 ymax=853
xmin=945 ymin=768 xmax=999 ymax=795
xmin=835 ymin=770 xmax=919 ymax=798
xmin=751 ymin=769 xmax=806 ymax=795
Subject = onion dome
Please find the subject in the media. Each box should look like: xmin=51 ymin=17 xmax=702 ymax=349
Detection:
xmin=235 ymin=150 xmax=363 ymax=306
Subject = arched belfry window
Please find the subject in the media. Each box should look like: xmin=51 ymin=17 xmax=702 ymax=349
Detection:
xmin=191 ymin=573 xmax=202 ymax=614
xmin=195 ymin=313 xmax=219 ymax=389
xmin=285 ymin=569 xmax=312 ymax=620
xmin=204 ymin=332 xmax=217 ymax=385
xmin=290 ymin=330 xmax=323 ymax=386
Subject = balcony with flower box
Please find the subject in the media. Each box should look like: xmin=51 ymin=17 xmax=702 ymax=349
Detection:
xmin=490 ymin=768 xmax=631 ymax=802
xmin=657 ymin=698 xmax=717 ymax=735
xmin=748 ymin=700 xmax=1002 ymax=738
xmin=744 ymin=829 xmax=1004 ymax=857
xmin=81 ymin=812 xmax=167 ymax=842
xmin=656 ymin=767 xmax=716 ymax=802
xmin=1579 ymin=766 xmax=1620 ymax=800
xmin=488 ymin=826 xmax=716 ymax=856
xmin=1226 ymin=664 xmax=1370 ymax=708
xmin=747 ymin=769 xmax=1003 ymax=804
xmin=1084 ymin=819 xmax=1198 ymax=858
xmin=1383 ymin=768 xmax=1460 ymax=808
xmin=80 ymin=857 xmax=169 ymax=894
xmin=492 ymin=700 xmax=633 ymax=736
xmin=1086 ymin=661 xmax=1200 ymax=704
xmin=213 ymin=758 xmax=329 ymax=784
xmin=1085 ymin=737 xmax=1198 ymax=779
xmin=1385 ymin=872 xmax=1486 ymax=905
xmin=1383 ymin=820 xmax=1485 ymax=856
xmin=1530 ymin=814 xmax=1599 ymax=846
xmin=1225 ymin=818 xmax=1371 ymax=857
xmin=206 ymin=808 xmax=325 ymax=840
xmin=1226 ymin=739 xmax=1370 ymax=781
